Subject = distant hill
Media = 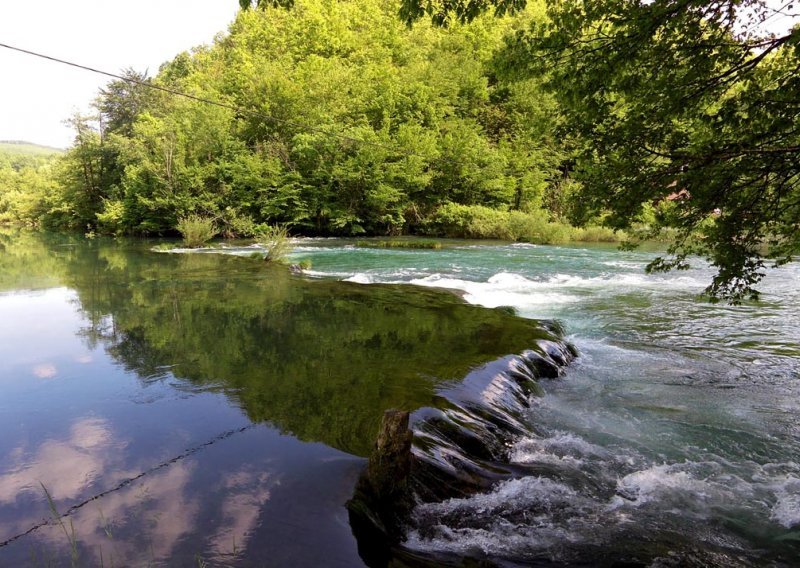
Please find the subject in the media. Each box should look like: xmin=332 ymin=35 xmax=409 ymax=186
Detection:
xmin=0 ymin=141 xmax=65 ymax=156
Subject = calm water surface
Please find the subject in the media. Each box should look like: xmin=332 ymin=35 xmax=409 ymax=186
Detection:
xmin=0 ymin=231 xmax=547 ymax=566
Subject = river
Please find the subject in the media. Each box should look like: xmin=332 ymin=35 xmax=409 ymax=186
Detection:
xmin=0 ymin=232 xmax=798 ymax=566
xmin=291 ymin=239 xmax=800 ymax=566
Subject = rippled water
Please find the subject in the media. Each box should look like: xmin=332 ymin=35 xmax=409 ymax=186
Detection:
xmin=287 ymin=239 xmax=800 ymax=565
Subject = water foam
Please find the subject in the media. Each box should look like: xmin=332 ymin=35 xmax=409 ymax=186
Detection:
xmin=769 ymin=476 xmax=800 ymax=528
xmin=399 ymin=269 xmax=709 ymax=316
xmin=510 ymin=431 xmax=608 ymax=468
xmin=416 ymin=476 xmax=581 ymax=517
xmin=615 ymin=463 xmax=728 ymax=506
xmin=602 ymin=260 xmax=648 ymax=269
xmin=302 ymin=269 xmax=355 ymax=279
xmin=344 ymin=273 xmax=373 ymax=284
xmin=406 ymin=477 xmax=591 ymax=556
xmin=408 ymin=273 xmax=577 ymax=308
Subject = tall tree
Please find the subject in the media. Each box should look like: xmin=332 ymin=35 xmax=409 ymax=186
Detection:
xmin=535 ymin=1 xmax=800 ymax=303
xmin=48 ymin=114 xmax=107 ymax=229
xmin=238 ymin=0 xmax=295 ymax=9
xmin=404 ymin=0 xmax=800 ymax=302
xmin=399 ymin=0 xmax=526 ymax=25
xmin=97 ymin=68 xmax=153 ymax=138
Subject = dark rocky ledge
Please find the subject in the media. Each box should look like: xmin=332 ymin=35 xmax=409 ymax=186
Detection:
xmin=347 ymin=336 xmax=577 ymax=567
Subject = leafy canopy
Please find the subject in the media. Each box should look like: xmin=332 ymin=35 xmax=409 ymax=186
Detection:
xmin=26 ymin=0 xmax=562 ymax=240
xmin=405 ymin=0 xmax=800 ymax=302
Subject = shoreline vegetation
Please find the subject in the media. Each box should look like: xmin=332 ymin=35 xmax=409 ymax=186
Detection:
xmin=3 ymin=0 xmax=795 ymax=301
xmin=168 ymin=207 xmax=633 ymax=250
xmin=0 ymin=1 xmax=653 ymax=251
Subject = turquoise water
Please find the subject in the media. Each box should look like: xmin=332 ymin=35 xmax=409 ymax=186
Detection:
xmin=287 ymin=239 xmax=800 ymax=565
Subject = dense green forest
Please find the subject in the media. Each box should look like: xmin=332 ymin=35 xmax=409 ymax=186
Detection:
xmin=1 ymin=0 xmax=797 ymax=299
xmin=0 ymin=142 xmax=62 ymax=226
xmin=0 ymin=0 xmax=619 ymax=244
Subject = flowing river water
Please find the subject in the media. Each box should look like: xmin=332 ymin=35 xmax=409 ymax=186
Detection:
xmin=0 ymin=232 xmax=798 ymax=566
xmin=289 ymin=239 xmax=800 ymax=566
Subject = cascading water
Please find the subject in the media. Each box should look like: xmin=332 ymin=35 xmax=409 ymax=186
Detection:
xmin=289 ymin=240 xmax=800 ymax=566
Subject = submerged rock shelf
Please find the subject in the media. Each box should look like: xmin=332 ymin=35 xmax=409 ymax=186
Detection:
xmin=349 ymin=338 xmax=577 ymax=567
xmin=347 ymin=337 xmax=778 ymax=568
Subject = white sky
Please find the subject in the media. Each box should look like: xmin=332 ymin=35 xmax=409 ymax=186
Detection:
xmin=0 ymin=0 xmax=239 ymax=148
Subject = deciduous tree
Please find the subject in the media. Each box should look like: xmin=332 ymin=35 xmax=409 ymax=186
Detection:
xmin=404 ymin=0 xmax=800 ymax=301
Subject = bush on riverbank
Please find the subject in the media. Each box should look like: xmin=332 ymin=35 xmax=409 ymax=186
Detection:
xmin=177 ymin=215 xmax=217 ymax=247
xmin=356 ymin=239 xmax=443 ymax=249
xmin=424 ymin=203 xmax=622 ymax=244
xmin=0 ymin=146 xmax=60 ymax=228
xmin=572 ymin=225 xmax=623 ymax=243
xmin=257 ymin=225 xmax=292 ymax=262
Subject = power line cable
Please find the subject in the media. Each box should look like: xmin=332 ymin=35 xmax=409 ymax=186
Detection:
xmin=0 ymin=424 xmax=257 ymax=549
xmin=0 ymin=40 xmax=430 ymax=159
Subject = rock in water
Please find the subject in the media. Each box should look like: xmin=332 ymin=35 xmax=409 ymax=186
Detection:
xmin=367 ymin=409 xmax=413 ymax=513
xmin=347 ymin=409 xmax=413 ymax=565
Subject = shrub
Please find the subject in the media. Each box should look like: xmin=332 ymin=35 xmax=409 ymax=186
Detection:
xmin=463 ymin=206 xmax=513 ymax=239
xmin=507 ymin=210 xmax=549 ymax=241
xmin=95 ymin=199 xmax=126 ymax=235
xmin=426 ymin=203 xmax=626 ymax=244
xmin=430 ymin=203 xmax=511 ymax=239
xmin=176 ymin=214 xmax=217 ymax=248
xmin=219 ymin=210 xmax=260 ymax=238
xmin=257 ymin=225 xmax=292 ymax=263
xmin=573 ymin=225 xmax=622 ymax=242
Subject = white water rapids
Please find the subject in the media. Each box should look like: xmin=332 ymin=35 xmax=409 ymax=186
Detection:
xmin=236 ymin=240 xmax=800 ymax=564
